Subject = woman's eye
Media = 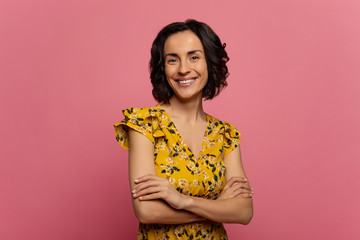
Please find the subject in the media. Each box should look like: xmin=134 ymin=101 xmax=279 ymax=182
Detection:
xmin=167 ymin=59 xmax=177 ymax=63
xmin=190 ymin=56 xmax=199 ymax=60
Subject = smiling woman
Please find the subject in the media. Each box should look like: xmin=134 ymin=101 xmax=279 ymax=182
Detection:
xmin=114 ymin=19 xmax=253 ymax=239
xmin=164 ymin=31 xmax=208 ymax=102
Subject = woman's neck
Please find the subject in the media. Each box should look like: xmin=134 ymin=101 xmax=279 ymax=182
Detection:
xmin=161 ymin=95 xmax=206 ymax=124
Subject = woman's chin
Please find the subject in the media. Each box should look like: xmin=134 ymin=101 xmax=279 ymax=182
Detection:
xmin=172 ymin=91 xmax=203 ymax=102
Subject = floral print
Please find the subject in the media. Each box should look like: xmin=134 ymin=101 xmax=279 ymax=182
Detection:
xmin=114 ymin=105 xmax=241 ymax=240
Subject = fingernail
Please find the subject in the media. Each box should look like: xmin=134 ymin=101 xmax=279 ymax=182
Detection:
xmin=132 ymin=189 xmax=136 ymax=193
xmin=133 ymin=193 xmax=137 ymax=197
xmin=244 ymin=178 xmax=248 ymax=181
xmin=135 ymin=179 xmax=139 ymax=183
xmin=139 ymin=197 xmax=143 ymax=200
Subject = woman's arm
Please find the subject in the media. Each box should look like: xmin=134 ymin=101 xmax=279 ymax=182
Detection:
xmin=134 ymin=144 xmax=254 ymax=224
xmin=182 ymin=145 xmax=253 ymax=224
xmin=128 ymin=129 xmax=204 ymax=224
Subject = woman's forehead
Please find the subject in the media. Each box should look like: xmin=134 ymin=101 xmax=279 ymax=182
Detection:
xmin=164 ymin=30 xmax=204 ymax=54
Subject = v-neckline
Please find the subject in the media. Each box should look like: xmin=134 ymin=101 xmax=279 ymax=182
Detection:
xmin=156 ymin=104 xmax=209 ymax=160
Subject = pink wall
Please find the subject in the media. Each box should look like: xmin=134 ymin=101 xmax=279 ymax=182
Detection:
xmin=1 ymin=0 xmax=359 ymax=239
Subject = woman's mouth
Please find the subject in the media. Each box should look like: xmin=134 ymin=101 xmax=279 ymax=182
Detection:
xmin=176 ymin=78 xmax=197 ymax=87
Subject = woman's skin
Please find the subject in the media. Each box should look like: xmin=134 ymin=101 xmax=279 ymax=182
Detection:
xmin=128 ymin=30 xmax=253 ymax=224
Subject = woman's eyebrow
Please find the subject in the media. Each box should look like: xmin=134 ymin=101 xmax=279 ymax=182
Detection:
xmin=164 ymin=53 xmax=178 ymax=58
xmin=187 ymin=50 xmax=203 ymax=55
xmin=164 ymin=50 xmax=203 ymax=58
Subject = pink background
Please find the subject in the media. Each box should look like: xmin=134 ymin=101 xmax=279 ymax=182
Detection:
xmin=1 ymin=0 xmax=359 ymax=239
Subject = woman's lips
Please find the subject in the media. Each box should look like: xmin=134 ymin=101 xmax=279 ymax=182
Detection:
xmin=176 ymin=77 xmax=197 ymax=87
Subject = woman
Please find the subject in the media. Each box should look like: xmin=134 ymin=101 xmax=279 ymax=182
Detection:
xmin=114 ymin=19 xmax=253 ymax=239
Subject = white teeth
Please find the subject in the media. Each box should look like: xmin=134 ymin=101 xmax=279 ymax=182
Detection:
xmin=179 ymin=79 xmax=195 ymax=84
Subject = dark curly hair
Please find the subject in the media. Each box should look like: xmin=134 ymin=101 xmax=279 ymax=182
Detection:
xmin=150 ymin=19 xmax=230 ymax=104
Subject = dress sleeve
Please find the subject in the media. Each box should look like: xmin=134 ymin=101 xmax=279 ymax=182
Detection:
xmin=113 ymin=107 xmax=155 ymax=151
xmin=222 ymin=122 xmax=241 ymax=158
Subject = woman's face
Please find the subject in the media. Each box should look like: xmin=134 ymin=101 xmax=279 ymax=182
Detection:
xmin=164 ymin=30 xmax=208 ymax=102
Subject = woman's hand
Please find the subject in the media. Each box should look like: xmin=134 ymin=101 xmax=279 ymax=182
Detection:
xmin=217 ymin=177 xmax=253 ymax=200
xmin=132 ymin=174 xmax=187 ymax=210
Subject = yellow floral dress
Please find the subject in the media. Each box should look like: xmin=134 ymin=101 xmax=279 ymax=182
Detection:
xmin=114 ymin=105 xmax=241 ymax=240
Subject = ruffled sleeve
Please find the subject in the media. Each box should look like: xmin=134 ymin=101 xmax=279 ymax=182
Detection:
xmin=222 ymin=122 xmax=241 ymax=158
xmin=113 ymin=107 xmax=163 ymax=151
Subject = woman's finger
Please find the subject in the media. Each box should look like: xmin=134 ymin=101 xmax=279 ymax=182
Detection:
xmin=240 ymin=190 xmax=254 ymax=198
xmin=235 ymin=188 xmax=254 ymax=198
xmin=238 ymin=193 xmax=253 ymax=198
xmin=135 ymin=174 xmax=162 ymax=184
xmin=223 ymin=177 xmax=247 ymax=190
xmin=240 ymin=185 xmax=252 ymax=192
xmin=132 ymin=180 xmax=164 ymax=193
xmin=228 ymin=182 xmax=252 ymax=192
xmin=133 ymin=186 xmax=164 ymax=198
xmin=137 ymin=192 xmax=166 ymax=201
xmin=234 ymin=186 xmax=249 ymax=194
xmin=232 ymin=185 xmax=253 ymax=197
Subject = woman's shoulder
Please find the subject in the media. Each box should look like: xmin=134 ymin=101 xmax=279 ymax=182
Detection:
xmin=121 ymin=105 xmax=163 ymax=119
xmin=207 ymin=113 xmax=241 ymax=139
xmin=114 ymin=105 xmax=162 ymax=150
xmin=207 ymin=113 xmax=238 ymax=129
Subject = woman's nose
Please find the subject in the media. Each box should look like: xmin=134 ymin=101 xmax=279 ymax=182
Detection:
xmin=178 ymin=61 xmax=190 ymax=74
